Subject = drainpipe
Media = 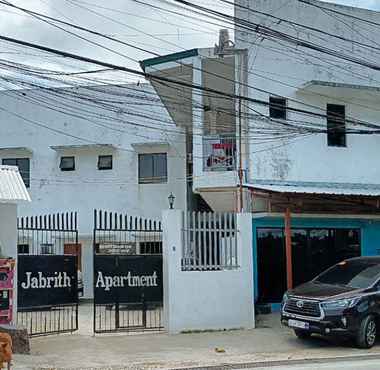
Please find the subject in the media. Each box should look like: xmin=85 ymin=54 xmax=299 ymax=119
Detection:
xmin=285 ymin=207 xmax=293 ymax=290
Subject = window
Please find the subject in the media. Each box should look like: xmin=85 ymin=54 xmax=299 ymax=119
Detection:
xmin=140 ymin=241 xmax=163 ymax=254
xmin=327 ymin=104 xmax=346 ymax=147
xmin=60 ymin=156 xmax=75 ymax=171
xmin=315 ymin=260 xmax=380 ymax=289
xmin=269 ymin=97 xmax=287 ymax=120
xmin=40 ymin=243 xmax=54 ymax=255
xmin=98 ymin=155 xmax=113 ymax=170
xmin=138 ymin=153 xmax=167 ymax=184
xmin=2 ymin=158 xmax=30 ymax=188
xmin=17 ymin=244 xmax=29 ymax=254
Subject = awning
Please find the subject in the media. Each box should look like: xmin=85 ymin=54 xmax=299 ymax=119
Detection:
xmin=298 ymin=81 xmax=380 ymax=101
xmin=0 ymin=147 xmax=33 ymax=155
xmin=131 ymin=141 xmax=170 ymax=152
xmin=50 ymin=144 xmax=116 ymax=152
xmin=245 ymin=180 xmax=380 ymax=197
xmin=0 ymin=165 xmax=31 ymax=203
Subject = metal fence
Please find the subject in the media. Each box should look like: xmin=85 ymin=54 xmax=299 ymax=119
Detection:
xmin=93 ymin=209 xmax=163 ymax=334
xmin=17 ymin=212 xmax=79 ymax=337
xmin=17 ymin=213 xmax=78 ymax=255
xmin=93 ymin=210 xmax=162 ymax=256
xmin=182 ymin=211 xmax=238 ymax=271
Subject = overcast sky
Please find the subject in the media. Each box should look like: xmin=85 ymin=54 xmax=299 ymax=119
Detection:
xmin=1 ymin=0 xmax=380 ymax=81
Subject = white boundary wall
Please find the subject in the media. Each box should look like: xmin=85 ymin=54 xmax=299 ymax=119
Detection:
xmin=162 ymin=210 xmax=255 ymax=333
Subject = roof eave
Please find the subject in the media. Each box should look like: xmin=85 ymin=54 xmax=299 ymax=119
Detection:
xmin=140 ymin=49 xmax=199 ymax=71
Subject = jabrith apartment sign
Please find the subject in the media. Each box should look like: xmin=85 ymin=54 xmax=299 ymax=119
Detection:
xmin=96 ymin=271 xmax=159 ymax=291
xmin=94 ymin=255 xmax=162 ymax=304
xmin=18 ymin=255 xmax=78 ymax=308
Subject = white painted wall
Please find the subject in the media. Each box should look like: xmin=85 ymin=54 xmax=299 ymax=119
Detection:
xmin=0 ymin=203 xmax=17 ymax=321
xmin=162 ymin=210 xmax=254 ymax=333
xmin=0 ymin=83 xmax=187 ymax=234
xmin=0 ymin=83 xmax=187 ymax=298
xmin=235 ymin=0 xmax=380 ymax=185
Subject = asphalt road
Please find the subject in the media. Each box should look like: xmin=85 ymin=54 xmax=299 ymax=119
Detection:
xmin=247 ymin=358 xmax=380 ymax=369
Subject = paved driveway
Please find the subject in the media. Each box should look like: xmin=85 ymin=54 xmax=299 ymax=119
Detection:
xmin=12 ymin=307 xmax=380 ymax=370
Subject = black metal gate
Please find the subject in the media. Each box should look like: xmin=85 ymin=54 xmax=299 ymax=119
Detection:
xmin=17 ymin=213 xmax=79 ymax=336
xmin=93 ymin=209 xmax=163 ymax=333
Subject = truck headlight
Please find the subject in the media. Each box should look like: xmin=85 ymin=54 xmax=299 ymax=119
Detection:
xmin=282 ymin=292 xmax=289 ymax=307
xmin=321 ymin=298 xmax=359 ymax=311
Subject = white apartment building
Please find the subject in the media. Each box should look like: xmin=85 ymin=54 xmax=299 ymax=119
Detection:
xmin=0 ymin=82 xmax=187 ymax=298
xmin=142 ymin=1 xmax=380 ymax=309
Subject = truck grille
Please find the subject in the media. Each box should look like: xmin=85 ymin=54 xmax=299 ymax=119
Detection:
xmin=284 ymin=298 xmax=321 ymax=318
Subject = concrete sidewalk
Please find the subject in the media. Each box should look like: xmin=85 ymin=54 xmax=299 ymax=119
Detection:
xmin=13 ymin=311 xmax=380 ymax=370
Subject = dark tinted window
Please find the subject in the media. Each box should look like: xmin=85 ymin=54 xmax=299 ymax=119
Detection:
xmin=60 ymin=156 xmax=75 ymax=171
xmin=315 ymin=260 xmax=380 ymax=288
xmin=327 ymin=104 xmax=346 ymax=147
xmin=269 ymin=97 xmax=287 ymax=120
xmin=138 ymin=153 xmax=167 ymax=184
xmin=98 ymin=155 xmax=112 ymax=170
xmin=17 ymin=244 xmax=29 ymax=254
xmin=2 ymin=158 xmax=30 ymax=187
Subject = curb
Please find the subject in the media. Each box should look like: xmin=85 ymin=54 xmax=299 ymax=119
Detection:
xmin=33 ymin=354 xmax=380 ymax=370
xmin=166 ymin=354 xmax=380 ymax=370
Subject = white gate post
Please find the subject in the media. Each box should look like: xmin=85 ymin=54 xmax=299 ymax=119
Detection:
xmin=162 ymin=209 xmax=183 ymax=333
xmin=0 ymin=203 xmax=18 ymax=323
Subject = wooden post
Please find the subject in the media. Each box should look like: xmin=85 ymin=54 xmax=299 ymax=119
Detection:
xmin=285 ymin=207 xmax=293 ymax=290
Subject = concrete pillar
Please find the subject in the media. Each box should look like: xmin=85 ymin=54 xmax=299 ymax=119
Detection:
xmin=237 ymin=212 xmax=255 ymax=328
xmin=81 ymin=237 xmax=94 ymax=299
xmin=0 ymin=203 xmax=18 ymax=322
xmin=162 ymin=209 xmax=183 ymax=333
xmin=192 ymin=57 xmax=204 ymax=183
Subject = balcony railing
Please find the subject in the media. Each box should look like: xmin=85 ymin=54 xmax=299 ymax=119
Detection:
xmin=203 ymin=137 xmax=236 ymax=172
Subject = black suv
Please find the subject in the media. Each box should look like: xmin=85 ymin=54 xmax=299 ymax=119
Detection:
xmin=281 ymin=256 xmax=380 ymax=348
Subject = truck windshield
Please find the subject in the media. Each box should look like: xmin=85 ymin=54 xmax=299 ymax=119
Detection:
xmin=315 ymin=260 xmax=380 ymax=289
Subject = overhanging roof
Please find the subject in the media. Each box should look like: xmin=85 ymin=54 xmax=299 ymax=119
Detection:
xmin=299 ymin=80 xmax=380 ymax=93
xmin=246 ymin=180 xmax=380 ymax=197
xmin=50 ymin=144 xmax=116 ymax=152
xmin=0 ymin=147 xmax=33 ymax=154
xmin=140 ymin=49 xmax=198 ymax=70
xmin=131 ymin=141 xmax=170 ymax=152
xmin=0 ymin=166 xmax=31 ymax=203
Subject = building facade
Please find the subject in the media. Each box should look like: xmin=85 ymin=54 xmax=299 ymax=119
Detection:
xmin=0 ymin=83 xmax=187 ymax=298
xmin=142 ymin=0 xmax=380 ymax=310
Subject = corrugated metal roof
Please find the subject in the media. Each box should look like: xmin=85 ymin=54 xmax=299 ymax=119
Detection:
xmin=0 ymin=166 xmax=31 ymax=203
xmin=246 ymin=180 xmax=380 ymax=197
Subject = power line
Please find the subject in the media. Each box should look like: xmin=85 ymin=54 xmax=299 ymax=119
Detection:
xmin=170 ymin=0 xmax=380 ymax=71
xmin=223 ymin=0 xmax=380 ymax=56
xmin=4 ymin=0 xmax=374 ymax=132
xmin=2 ymin=33 xmax=380 ymax=136
xmin=298 ymin=0 xmax=380 ymax=28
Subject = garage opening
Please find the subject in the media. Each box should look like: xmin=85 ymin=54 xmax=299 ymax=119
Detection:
xmin=257 ymin=228 xmax=361 ymax=303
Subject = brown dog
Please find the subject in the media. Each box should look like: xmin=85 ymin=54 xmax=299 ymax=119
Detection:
xmin=0 ymin=333 xmax=12 ymax=369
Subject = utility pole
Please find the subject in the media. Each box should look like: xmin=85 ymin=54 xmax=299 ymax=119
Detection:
xmin=238 ymin=98 xmax=243 ymax=213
